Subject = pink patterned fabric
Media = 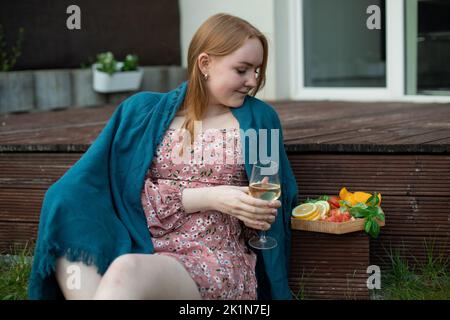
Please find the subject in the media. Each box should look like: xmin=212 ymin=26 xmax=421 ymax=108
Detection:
xmin=141 ymin=128 xmax=258 ymax=299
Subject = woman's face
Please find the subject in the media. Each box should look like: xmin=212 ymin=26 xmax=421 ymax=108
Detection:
xmin=199 ymin=38 xmax=264 ymax=108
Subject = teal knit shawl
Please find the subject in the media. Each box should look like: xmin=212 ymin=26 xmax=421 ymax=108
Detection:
xmin=28 ymin=81 xmax=298 ymax=300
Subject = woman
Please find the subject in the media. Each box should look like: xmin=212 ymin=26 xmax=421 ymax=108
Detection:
xmin=28 ymin=13 xmax=298 ymax=300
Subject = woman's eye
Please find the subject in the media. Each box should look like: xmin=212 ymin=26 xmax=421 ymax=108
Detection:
xmin=236 ymin=68 xmax=260 ymax=77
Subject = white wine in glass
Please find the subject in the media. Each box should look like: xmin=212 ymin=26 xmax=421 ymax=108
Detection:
xmin=248 ymin=160 xmax=280 ymax=250
xmin=249 ymin=182 xmax=281 ymax=201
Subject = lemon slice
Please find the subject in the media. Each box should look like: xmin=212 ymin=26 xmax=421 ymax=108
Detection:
xmin=317 ymin=200 xmax=330 ymax=212
xmin=292 ymin=203 xmax=318 ymax=220
xmin=315 ymin=201 xmax=329 ymax=219
xmin=308 ymin=209 xmax=321 ymax=221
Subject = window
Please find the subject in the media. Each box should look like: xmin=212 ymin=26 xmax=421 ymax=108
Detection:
xmin=303 ymin=0 xmax=386 ymax=88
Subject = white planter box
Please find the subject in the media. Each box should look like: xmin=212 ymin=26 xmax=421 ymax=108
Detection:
xmin=92 ymin=63 xmax=143 ymax=93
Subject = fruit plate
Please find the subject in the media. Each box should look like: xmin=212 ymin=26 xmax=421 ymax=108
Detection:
xmin=291 ymin=217 xmax=385 ymax=235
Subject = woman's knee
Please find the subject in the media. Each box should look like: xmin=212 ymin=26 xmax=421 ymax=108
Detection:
xmin=94 ymin=253 xmax=156 ymax=299
xmin=101 ymin=254 xmax=140 ymax=287
xmin=94 ymin=254 xmax=201 ymax=299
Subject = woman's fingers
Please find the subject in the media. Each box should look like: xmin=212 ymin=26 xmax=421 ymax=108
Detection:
xmin=236 ymin=211 xmax=275 ymax=225
xmin=238 ymin=215 xmax=271 ymax=231
xmin=240 ymin=193 xmax=274 ymax=209
xmin=236 ymin=202 xmax=276 ymax=221
xmin=216 ymin=186 xmax=281 ymax=228
xmin=268 ymin=200 xmax=282 ymax=208
xmin=231 ymin=208 xmax=272 ymax=223
xmin=236 ymin=186 xmax=281 ymax=209
xmin=243 ymin=220 xmax=262 ymax=230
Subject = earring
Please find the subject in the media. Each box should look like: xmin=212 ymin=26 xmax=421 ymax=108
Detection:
xmin=203 ymin=73 xmax=208 ymax=80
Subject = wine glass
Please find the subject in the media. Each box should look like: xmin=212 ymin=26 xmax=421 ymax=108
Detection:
xmin=248 ymin=160 xmax=281 ymax=250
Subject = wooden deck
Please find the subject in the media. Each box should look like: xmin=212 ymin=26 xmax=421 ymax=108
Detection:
xmin=1 ymin=100 xmax=450 ymax=151
xmin=1 ymin=99 xmax=450 ymax=300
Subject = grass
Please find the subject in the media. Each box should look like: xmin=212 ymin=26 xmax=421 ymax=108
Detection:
xmin=345 ymin=269 xmax=359 ymax=300
xmin=292 ymin=269 xmax=308 ymax=300
xmin=0 ymin=243 xmax=34 ymax=300
xmin=293 ymin=238 xmax=449 ymax=300
xmin=378 ymin=241 xmax=450 ymax=300
xmin=0 ymin=240 xmax=448 ymax=300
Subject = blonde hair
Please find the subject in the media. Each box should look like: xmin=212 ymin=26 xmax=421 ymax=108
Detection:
xmin=178 ymin=13 xmax=268 ymax=157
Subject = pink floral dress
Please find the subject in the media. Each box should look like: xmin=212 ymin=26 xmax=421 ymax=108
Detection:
xmin=140 ymin=127 xmax=258 ymax=299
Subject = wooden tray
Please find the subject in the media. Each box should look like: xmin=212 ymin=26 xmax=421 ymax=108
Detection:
xmin=291 ymin=217 xmax=385 ymax=234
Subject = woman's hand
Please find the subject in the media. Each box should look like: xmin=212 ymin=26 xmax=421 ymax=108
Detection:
xmin=208 ymin=185 xmax=281 ymax=230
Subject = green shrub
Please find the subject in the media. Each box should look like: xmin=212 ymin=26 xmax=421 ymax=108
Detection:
xmin=0 ymin=24 xmax=25 ymax=71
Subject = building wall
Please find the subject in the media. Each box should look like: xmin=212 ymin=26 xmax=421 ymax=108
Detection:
xmin=0 ymin=0 xmax=181 ymax=70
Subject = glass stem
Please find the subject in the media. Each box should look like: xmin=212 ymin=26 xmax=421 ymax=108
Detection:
xmin=260 ymin=231 xmax=267 ymax=243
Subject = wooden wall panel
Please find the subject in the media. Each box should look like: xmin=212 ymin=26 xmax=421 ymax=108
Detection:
xmin=288 ymin=153 xmax=450 ymax=278
xmin=0 ymin=152 xmax=449 ymax=299
xmin=289 ymin=231 xmax=370 ymax=300
xmin=0 ymin=153 xmax=81 ymax=252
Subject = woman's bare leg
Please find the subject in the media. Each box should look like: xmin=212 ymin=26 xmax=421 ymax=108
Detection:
xmin=55 ymin=257 xmax=102 ymax=300
xmin=93 ymin=254 xmax=202 ymax=300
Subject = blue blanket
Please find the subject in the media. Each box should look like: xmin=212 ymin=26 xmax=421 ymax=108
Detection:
xmin=28 ymin=81 xmax=298 ymax=300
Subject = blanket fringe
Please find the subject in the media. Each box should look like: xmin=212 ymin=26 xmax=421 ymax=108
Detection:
xmin=29 ymin=243 xmax=113 ymax=299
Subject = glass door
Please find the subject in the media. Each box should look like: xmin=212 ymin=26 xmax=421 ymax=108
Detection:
xmin=406 ymin=0 xmax=450 ymax=96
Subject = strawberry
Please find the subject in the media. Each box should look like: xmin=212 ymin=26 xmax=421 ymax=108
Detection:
xmin=342 ymin=212 xmax=351 ymax=221
xmin=328 ymin=196 xmax=340 ymax=209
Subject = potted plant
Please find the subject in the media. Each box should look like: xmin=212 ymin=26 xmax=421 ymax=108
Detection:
xmin=92 ymin=52 xmax=143 ymax=93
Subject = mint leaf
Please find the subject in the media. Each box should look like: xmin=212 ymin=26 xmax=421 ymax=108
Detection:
xmin=374 ymin=206 xmax=385 ymax=221
xmin=366 ymin=192 xmax=380 ymax=206
xmin=352 ymin=203 xmax=368 ymax=209
xmin=349 ymin=207 xmax=368 ymax=218
xmin=365 ymin=220 xmax=372 ymax=233
xmin=370 ymin=220 xmax=381 ymax=238
xmin=340 ymin=200 xmax=352 ymax=208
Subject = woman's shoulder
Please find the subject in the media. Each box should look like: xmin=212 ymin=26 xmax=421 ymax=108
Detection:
xmin=123 ymin=91 xmax=165 ymax=110
xmin=111 ymin=84 xmax=185 ymax=126
xmin=115 ymin=91 xmax=166 ymax=121
xmin=120 ymin=83 xmax=186 ymax=114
